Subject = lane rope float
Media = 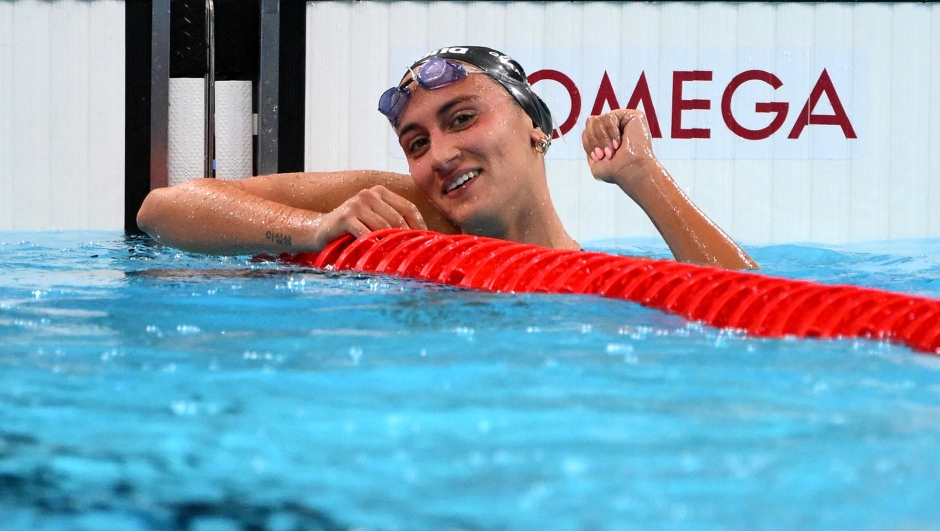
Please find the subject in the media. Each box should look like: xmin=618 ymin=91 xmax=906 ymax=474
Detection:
xmin=270 ymin=229 xmax=940 ymax=354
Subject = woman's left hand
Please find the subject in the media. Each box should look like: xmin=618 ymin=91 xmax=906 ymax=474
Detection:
xmin=580 ymin=108 xmax=758 ymax=270
xmin=582 ymin=109 xmax=657 ymax=191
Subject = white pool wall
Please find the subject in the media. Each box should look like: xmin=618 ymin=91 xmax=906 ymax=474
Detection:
xmin=0 ymin=0 xmax=124 ymax=231
xmin=305 ymin=1 xmax=940 ymax=245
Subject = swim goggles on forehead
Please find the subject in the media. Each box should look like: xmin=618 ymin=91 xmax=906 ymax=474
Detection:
xmin=378 ymin=57 xmax=482 ymax=127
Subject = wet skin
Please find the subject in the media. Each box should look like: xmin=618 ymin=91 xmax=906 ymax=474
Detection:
xmin=394 ymin=73 xmax=576 ymax=248
xmin=135 ymin=61 xmax=753 ymax=268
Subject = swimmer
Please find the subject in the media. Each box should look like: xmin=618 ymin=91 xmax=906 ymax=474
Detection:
xmin=137 ymin=46 xmax=757 ymax=270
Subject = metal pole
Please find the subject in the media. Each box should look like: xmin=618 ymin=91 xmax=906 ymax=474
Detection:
xmin=150 ymin=0 xmax=171 ymax=189
xmin=258 ymin=0 xmax=280 ymax=175
xmin=206 ymin=0 xmax=216 ymax=178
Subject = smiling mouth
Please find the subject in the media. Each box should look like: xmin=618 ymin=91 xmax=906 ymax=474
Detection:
xmin=444 ymin=170 xmax=480 ymax=194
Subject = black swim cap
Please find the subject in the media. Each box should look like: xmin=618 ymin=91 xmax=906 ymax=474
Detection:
xmin=409 ymin=46 xmax=554 ymax=142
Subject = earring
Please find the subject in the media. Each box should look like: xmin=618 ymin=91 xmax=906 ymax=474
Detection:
xmin=535 ymin=136 xmax=550 ymax=154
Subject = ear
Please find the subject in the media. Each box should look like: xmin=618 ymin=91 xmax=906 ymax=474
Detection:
xmin=528 ymin=123 xmax=545 ymax=147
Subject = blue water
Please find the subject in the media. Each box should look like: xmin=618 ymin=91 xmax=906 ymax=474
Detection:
xmin=2 ymin=232 xmax=940 ymax=531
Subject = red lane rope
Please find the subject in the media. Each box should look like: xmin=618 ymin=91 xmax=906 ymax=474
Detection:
xmin=277 ymin=229 xmax=940 ymax=355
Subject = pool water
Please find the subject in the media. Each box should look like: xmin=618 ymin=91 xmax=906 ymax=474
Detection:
xmin=1 ymin=232 xmax=939 ymax=531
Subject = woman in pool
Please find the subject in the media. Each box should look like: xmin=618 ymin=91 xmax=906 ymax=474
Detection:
xmin=137 ymin=46 xmax=757 ymax=270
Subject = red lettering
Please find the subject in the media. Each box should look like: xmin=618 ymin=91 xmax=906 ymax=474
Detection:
xmin=529 ymin=69 xmax=582 ymax=139
xmin=721 ymin=70 xmax=789 ymax=141
xmin=529 ymin=67 xmax=857 ymax=143
xmin=787 ymin=69 xmax=857 ymax=139
xmin=671 ymin=71 xmax=712 ymax=139
xmin=625 ymin=72 xmax=662 ymax=138
xmin=591 ymin=71 xmax=621 ymax=116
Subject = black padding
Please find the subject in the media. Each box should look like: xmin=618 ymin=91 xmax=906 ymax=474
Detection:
xmin=277 ymin=0 xmax=306 ymax=173
xmin=125 ymin=0 xmax=153 ymax=234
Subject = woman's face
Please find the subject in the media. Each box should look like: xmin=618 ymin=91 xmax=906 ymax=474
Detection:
xmin=394 ymin=73 xmax=544 ymax=235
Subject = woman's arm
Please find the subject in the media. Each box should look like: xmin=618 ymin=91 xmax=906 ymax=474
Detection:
xmin=136 ymin=170 xmax=457 ymax=255
xmin=582 ymin=109 xmax=758 ymax=270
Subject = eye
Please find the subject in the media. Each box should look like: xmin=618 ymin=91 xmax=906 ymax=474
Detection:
xmin=450 ymin=111 xmax=476 ymax=130
xmin=407 ymin=136 xmax=429 ymax=155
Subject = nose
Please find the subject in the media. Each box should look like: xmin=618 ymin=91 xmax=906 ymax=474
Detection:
xmin=429 ymin=134 xmax=460 ymax=175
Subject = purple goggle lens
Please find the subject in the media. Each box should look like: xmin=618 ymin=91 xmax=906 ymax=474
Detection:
xmin=378 ymin=57 xmax=469 ymax=126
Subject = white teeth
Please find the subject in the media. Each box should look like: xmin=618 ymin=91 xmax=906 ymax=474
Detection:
xmin=445 ymin=170 xmax=479 ymax=193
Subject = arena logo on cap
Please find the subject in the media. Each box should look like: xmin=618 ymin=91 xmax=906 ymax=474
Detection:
xmin=418 ymin=47 xmax=469 ymax=60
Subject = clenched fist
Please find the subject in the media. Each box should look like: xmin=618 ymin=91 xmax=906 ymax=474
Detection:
xmin=582 ymin=109 xmax=658 ymax=193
